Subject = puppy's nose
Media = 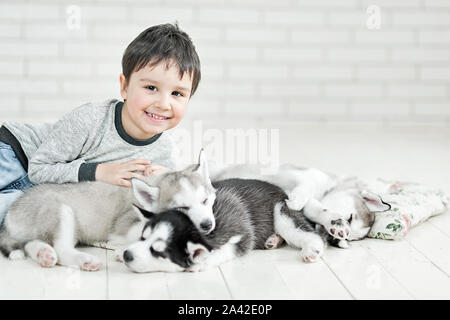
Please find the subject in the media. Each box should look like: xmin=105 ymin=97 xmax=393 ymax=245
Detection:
xmin=123 ymin=250 xmax=134 ymax=263
xmin=200 ymin=220 xmax=213 ymax=232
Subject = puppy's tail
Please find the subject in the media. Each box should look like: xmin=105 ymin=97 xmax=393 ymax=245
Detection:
xmin=0 ymin=226 xmax=21 ymax=258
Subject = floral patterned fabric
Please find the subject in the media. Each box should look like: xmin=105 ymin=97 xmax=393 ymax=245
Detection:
xmin=358 ymin=179 xmax=449 ymax=240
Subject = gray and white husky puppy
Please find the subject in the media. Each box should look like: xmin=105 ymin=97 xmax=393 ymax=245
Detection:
xmin=212 ymin=164 xmax=391 ymax=249
xmin=0 ymin=150 xmax=216 ymax=271
xmin=122 ymin=178 xmax=329 ymax=273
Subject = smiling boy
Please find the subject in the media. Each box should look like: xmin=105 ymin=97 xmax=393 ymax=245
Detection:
xmin=0 ymin=23 xmax=201 ymax=225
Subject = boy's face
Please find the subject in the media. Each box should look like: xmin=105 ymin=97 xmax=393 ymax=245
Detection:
xmin=120 ymin=59 xmax=192 ymax=140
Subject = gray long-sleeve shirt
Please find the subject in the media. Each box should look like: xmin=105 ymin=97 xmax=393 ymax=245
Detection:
xmin=2 ymin=99 xmax=178 ymax=184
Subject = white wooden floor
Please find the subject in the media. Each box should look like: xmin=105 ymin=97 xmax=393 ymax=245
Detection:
xmin=0 ymin=122 xmax=449 ymax=300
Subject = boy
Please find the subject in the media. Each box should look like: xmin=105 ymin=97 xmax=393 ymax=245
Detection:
xmin=0 ymin=23 xmax=201 ymax=226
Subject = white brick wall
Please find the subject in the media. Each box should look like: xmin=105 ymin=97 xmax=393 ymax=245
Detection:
xmin=0 ymin=0 xmax=449 ymax=124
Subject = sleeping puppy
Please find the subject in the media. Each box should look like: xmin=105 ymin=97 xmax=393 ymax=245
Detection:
xmin=212 ymin=164 xmax=391 ymax=248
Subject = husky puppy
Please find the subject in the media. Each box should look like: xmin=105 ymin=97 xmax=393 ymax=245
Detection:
xmin=212 ymin=164 xmax=391 ymax=249
xmin=122 ymin=178 xmax=329 ymax=273
xmin=0 ymin=150 xmax=216 ymax=271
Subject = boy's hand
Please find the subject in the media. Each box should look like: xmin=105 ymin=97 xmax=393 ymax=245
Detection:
xmin=95 ymin=159 xmax=150 ymax=187
xmin=144 ymin=164 xmax=169 ymax=177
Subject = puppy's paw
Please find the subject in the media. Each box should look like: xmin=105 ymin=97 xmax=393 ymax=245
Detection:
xmin=337 ymin=240 xmax=350 ymax=249
xmin=114 ymin=249 xmax=124 ymax=262
xmin=36 ymin=247 xmax=57 ymax=268
xmin=186 ymin=263 xmax=208 ymax=273
xmin=285 ymin=194 xmax=308 ymax=211
xmin=300 ymin=239 xmax=324 ymax=263
xmin=75 ymin=253 xmax=102 ymax=272
xmin=9 ymin=250 xmax=25 ymax=261
xmin=264 ymin=234 xmax=284 ymax=249
xmin=325 ymin=218 xmax=350 ymax=240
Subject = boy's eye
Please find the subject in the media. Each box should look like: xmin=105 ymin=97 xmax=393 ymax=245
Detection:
xmin=172 ymin=91 xmax=183 ymax=97
xmin=146 ymin=85 xmax=157 ymax=91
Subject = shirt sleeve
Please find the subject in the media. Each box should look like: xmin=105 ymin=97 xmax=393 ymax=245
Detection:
xmin=28 ymin=104 xmax=97 ymax=184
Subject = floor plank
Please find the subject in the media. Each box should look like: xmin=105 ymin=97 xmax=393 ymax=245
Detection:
xmin=219 ymin=249 xmax=295 ymax=300
xmin=275 ymin=257 xmax=353 ymax=300
xmin=321 ymin=243 xmax=413 ymax=300
xmin=105 ymin=249 xmax=170 ymax=300
xmin=166 ymin=268 xmax=231 ymax=300
xmin=361 ymin=238 xmax=450 ymax=300
xmin=0 ymin=247 xmax=107 ymax=300
xmin=404 ymin=221 xmax=450 ymax=277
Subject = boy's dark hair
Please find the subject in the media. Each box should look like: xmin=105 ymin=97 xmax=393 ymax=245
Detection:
xmin=122 ymin=23 xmax=201 ymax=97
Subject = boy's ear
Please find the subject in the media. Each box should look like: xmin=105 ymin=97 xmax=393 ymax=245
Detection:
xmin=131 ymin=178 xmax=160 ymax=212
xmin=119 ymin=74 xmax=128 ymax=100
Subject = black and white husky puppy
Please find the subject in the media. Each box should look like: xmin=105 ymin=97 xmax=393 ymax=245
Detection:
xmin=122 ymin=178 xmax=329 ymax=273
xmin=212 ymin=164 xmax=391 ymax=249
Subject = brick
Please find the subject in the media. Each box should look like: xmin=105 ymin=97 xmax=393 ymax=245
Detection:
xmin=95 ymin=62 xmax=122 ymax=77
xmin=419 ymin=31 xmax=450 ymax=44
xmin=361 ymin=0 xmax=422 ymax=8
xmin=182 ymin=26 xmax=223 ymax=42
xmin=292 ymin=30 xmax=351 ymax=44
xmin=329 ymin=10 xmax=388 ymax=27
xmin=0 ymin=79 xmax=58 ymax=94
xmin=387 ymin=84 xmax=447 ymax=98
xmin=0 ymin=24 xmax=21 ymax=38
xmin=198 ymin=45 xmax=258 ymax=61
xmin=355 ymin=30 xmax=414 ymax=44
xmin=25 ymin=23 xmax=88 ymax=39
xmin=0 ymin=4 xmax=60 ymax=20
xmin=288 ymin=101 xmax=348 ymax=115
xmin=198 ymin=8 xmax=259 ymax=24
xmin=28 ymin=61 xmax=92 ymax=76
xmin=131 ymin=7 xmax=194 ymax=24
xmin=62 ymin=80 xmax=118 ymax=95
xmin=229 ymin=65 xmax=288 ymax=80
xmin=91 ymin=24 xmax=147 ymax=40
xmin=226 ymin=28 xmax=288 ymax=44
xmin=391 ymin=48 xmax=450 ymax=62
xmin=392 ymin=12 xmax=450 ymax=26
xmin=0 ymin=60 xmax=25 ymax=76
xmin=424 ymin=0 xmax=450 ymax=8
xmin=263 ymin=10 xmax=325 ymax=25
xmin=0 ymin=41 xmax=59 ymax=57
xmin=356 ymin=67 xmax=415 ymax=80
xmin=79 ymin=5 xmax=126 ymax=21
xmin=420 ymin=67 xmax=450 ymax=80
xmin=295 ymin=0 xmax=358 ymax=7
xmin=63 ymin=43 xmax=124 ymax=58
xmin=327 ymin=48 xmax=387 ymax=62
xmin=199 ymin=82 xmax=257 ymax=98
xmin=351 ymin=101 xmax=410 ymax=115
xmin=259 ymin=84 xmax=320 ymax=97
xmin=414 ymin=102 xmax=450 ymax=115
xmin=324 ymin=84 xmax=383 ymax=98
xmin=293 ymin=66 xmax=353 ymax=80
xmin=223 ymin=100 xmax=285 ymax=115
xmin=263 ymin=48 xmax=323 ymax=62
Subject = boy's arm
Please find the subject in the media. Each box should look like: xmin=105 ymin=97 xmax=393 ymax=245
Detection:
xmin=28 ymin=106 xmax=97 ymax=184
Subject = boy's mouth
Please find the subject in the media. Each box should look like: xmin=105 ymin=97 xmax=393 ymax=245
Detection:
xmin=145 ymin=112 xmax=170 ymax=121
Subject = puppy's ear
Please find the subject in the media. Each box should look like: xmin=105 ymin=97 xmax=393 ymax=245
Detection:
xmin=186 ymin=241 xmax=210 ymax=263
xmin=131 ymin=178 xmax=160 ymax=212
xmin=133 ymin=204 xmax=155 ymax=220
xmin=360 ymin=190 xmax=391 ymax=212
xmin=193 ymin=148 xmax=211 ymax=184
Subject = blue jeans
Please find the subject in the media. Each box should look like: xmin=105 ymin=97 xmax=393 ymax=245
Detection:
xmin=0 ymin=141 xmax=33 ymax=226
